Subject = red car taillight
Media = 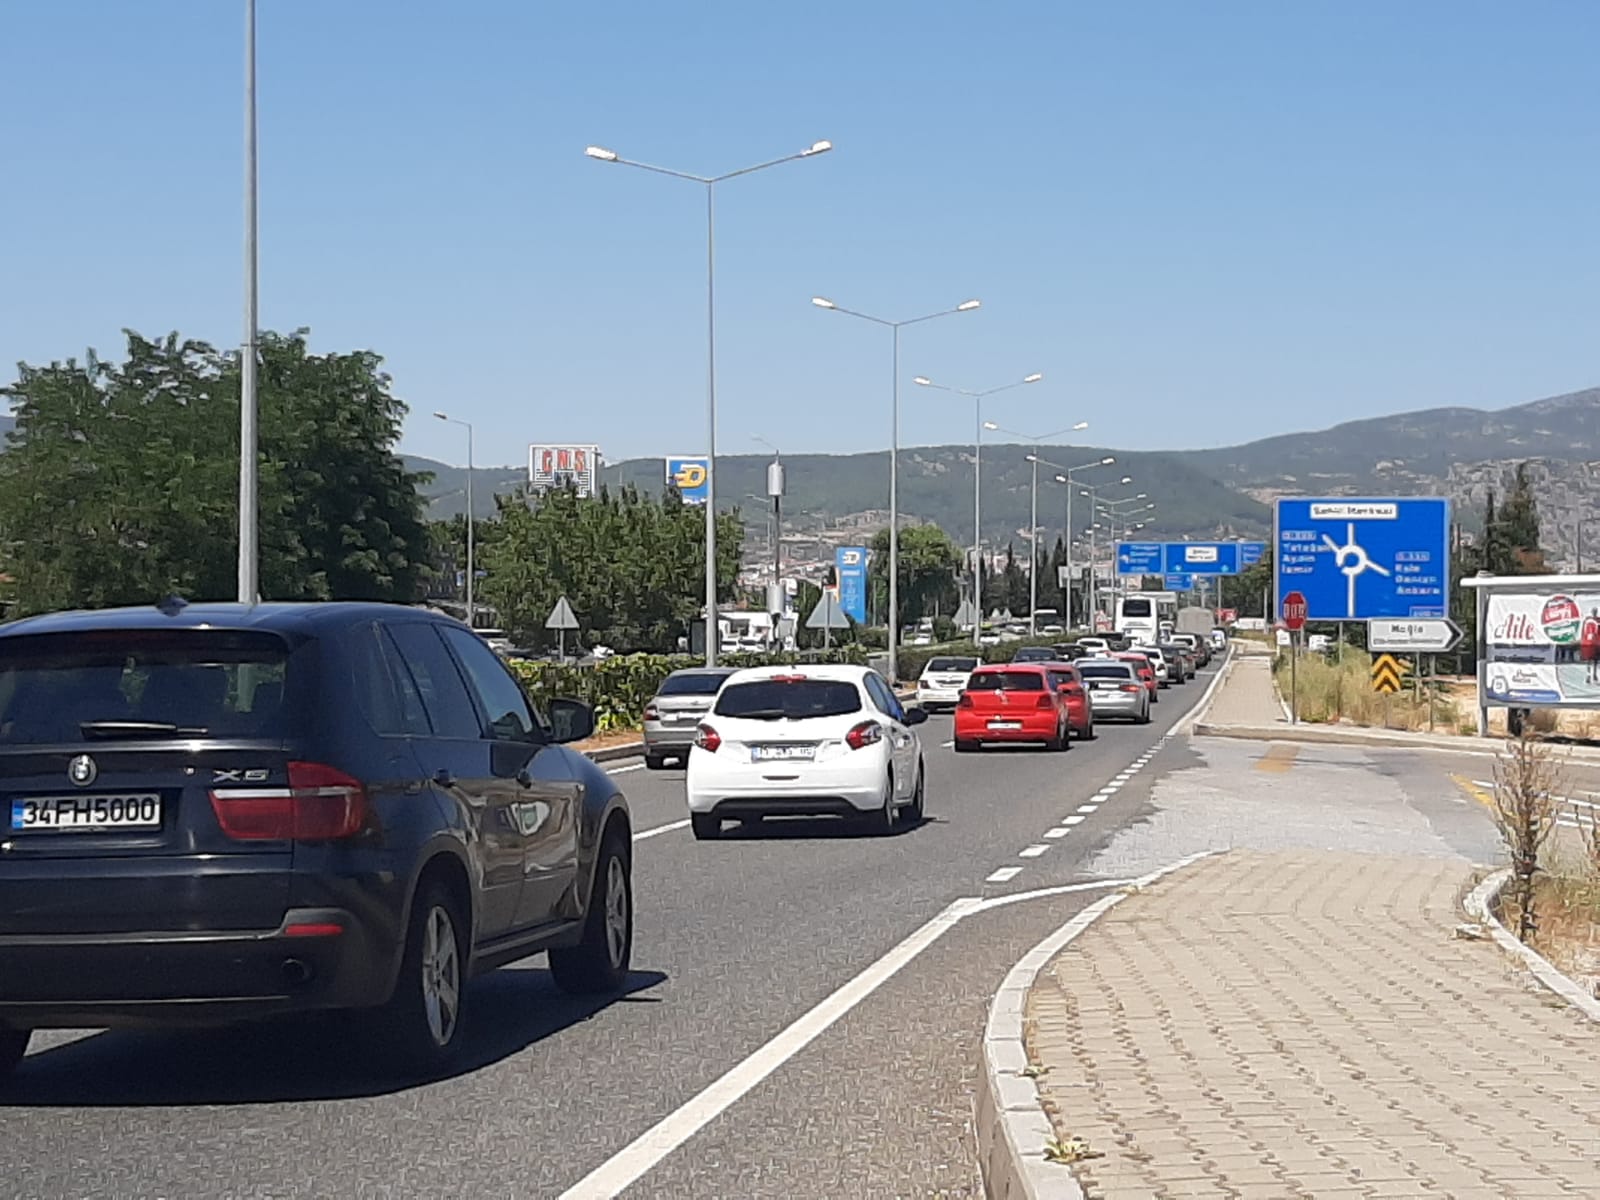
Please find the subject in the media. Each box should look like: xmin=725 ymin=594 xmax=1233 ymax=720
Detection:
xmin=1035 ymin=694 xmax=1057 ymax=710
xmin=1121 ymin=684 xmax=1144 ymax=693
xmin=643 ymin=703 xmax=660 ymax=721
xmin=845 ymin=720 xmax=883 ymax=750
xmin=695 ymin=724 xmax=721 ymax=752
xmin=209 ymin=761 xmax=369 ymax=841
xmin=957 ymin=693 xmax=974 ymax=708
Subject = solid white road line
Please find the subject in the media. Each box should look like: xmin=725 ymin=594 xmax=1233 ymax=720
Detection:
xmin=1043 ymin=828 xmax=1070 ymax=839
xmin=633 ymin=819 xmax=690 ymax=841
xmin=985 ymin=866 xmax=1024 ymax=883
xmin=556 ymin=896 xmax=983 ymax=1199
xmin=1018 ymin=844 xmax=1050 ymax=858
xmin=607 ymin=762 xmax=649 ymax=775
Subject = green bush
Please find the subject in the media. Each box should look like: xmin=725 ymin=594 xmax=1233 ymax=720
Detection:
xmin=896 ymin=633 xmax=1085 ymax=682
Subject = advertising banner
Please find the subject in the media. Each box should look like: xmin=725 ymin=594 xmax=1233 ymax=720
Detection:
xmin=1483 ymin=588 xmax=1600 ymax=707
xmin=664 ymin=456 xmax=711 ymax=504
xmin=529 ymin=444 xmax=601 ymax=497
xmin=835 ymin=546 xmax=869 ymax=625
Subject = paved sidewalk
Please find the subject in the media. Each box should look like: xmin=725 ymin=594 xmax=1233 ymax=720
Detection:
xmin=1026 ymin=850 xmax=1600 ymax=1198
xmin=1198 ymin=651 xmax=1285 ymax=728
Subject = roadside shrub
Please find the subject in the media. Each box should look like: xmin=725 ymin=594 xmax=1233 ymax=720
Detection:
xmin=1271 ymin=644 xmax=1458 ymax=730
xmin=1490 ymin=729 xmax=1564 ymax=943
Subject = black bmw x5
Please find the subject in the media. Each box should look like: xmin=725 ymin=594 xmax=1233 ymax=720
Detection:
xmin=0 ymin=600 xmax=633 ymax=1079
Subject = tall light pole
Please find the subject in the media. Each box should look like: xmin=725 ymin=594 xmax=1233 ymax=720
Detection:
xmin=587 ymin=139 xmax=832 ymax=665
xmin=434 ymin=412 xmax=475 ymax=628
xmin=1033 ymin=453 xmax=1118 ymax=627
xmin=237 ymin=0 xmax=260 ymax=605
xmin=812 ymin=297 xmax=980 ymax=682
xmin=753 ymin=434 xmax=784 ymax=617
xmin=988 ymin=422 xmax=1090 ymax=635
xmin=913 ymin=372 xmax=1042 ymax=646
xmin=1094 ymin=493 xmax=1153 ymax=618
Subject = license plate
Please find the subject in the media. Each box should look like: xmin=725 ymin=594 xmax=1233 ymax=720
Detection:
xmin=988 ymin=720 xmax=1023 ymax=730
xmin=10 ymin=794 xmax=162 ymax=832
xmin=752 ymin=744 xmax=815 ymax=762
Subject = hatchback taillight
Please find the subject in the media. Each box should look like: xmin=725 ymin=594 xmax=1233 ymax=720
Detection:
xmin=845 ymin=720 xmax=883 ymax=750
xmin=957 ymin=693 xmax=974 ymax=708
xmin=209 ymin=761 xmax=369 ymax=841
xmin=695 ymin=724 xmax=721 ymax=753
xmin=1036 ymin=694 xmax=1057 ymax=710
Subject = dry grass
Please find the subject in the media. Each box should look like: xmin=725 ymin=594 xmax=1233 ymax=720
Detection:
xmin=1272 ymin=646 xmax=1459 ymax=730
xmin=1489 ymin=731 xmax=1564 ymax=941
xmin=573 ymin=725 xmax=643 ymax=753
xmin=1520 ymin=874 xmax=1600 ymax=1001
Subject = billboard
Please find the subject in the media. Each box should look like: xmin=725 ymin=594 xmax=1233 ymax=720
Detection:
xmin=835 ymin=546 xmax=869 ymax=625
xmin=529 ymin=445 xmax=601 ymax=497
xmin=1483 ymin=587 xmax=1600 ymax=707
xmin=664 ymin=456 xmax=711 ymax=505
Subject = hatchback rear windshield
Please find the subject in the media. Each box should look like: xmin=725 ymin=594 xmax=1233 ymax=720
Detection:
xmin=715 ymin=679 xmax=861 ymax=720
xmin=1079 ymin=663 xmax=1135 ymax=680
xmin=0 ymin=630 xmax=292 ymax=744
xmin=658 ymin=672 xmax=730 ymax=697
xmin=1011 ymin=648 xmax=1057 ymax=662
xmin=966 ymin=671 xmax=1046 ymax=691
xmin=925 ymin=657 xmax=977 ymax=673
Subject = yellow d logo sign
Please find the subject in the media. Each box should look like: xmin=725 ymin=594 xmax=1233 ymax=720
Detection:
xmin=674 ymin=463 xmax=708 ymax=489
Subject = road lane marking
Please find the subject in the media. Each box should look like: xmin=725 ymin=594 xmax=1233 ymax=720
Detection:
xmin=1018 ymin=844 xmax=1050 ymax=858
xmin=1076 ymin=804 xmax=1098 ymax=813
xmin=607 ymin=763 xmax=649 ymax=775
xmin=1064 ymin=815 xmax=1085 ymax=826
xmin=941 ymin=739 xmax=955 ymax=748
xmin=985 ymin=866 xmax=1023 ymax=883
xmin=1043 ymin=828 xmax=1070 ymax=839
xmin=633 ymin=819 xmax=690 ymax=841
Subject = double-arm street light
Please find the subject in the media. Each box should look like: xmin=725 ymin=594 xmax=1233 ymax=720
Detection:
xmin=1032 ymin=453 xmax=1119 ymax=627
xmin=912 ymin=372 xmax=1043 ymax=646
xmin=586 ymin=138 xmax=832 ymax=665
xmin=434 ymin=412 xmax=475 ymax=628
xmin=812 ymin=297 xmax=981 ymax=682
xmin=985 ymin=423 xmax=1090 ymax=635
xmin=751 ymin=434 xmax=784 ymax=615
xmin=1092 ymin=493 xmax=1154 ymax=618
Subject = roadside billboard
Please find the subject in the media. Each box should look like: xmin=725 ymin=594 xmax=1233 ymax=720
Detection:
xmin=835 ymin=546 xmax=869 ymax=625
xmin=664 ymin=456 xmax=711 ymax=504
xmin=1483 ymin=586 xmax=1600 ymax=707
xmin=529 ymin=444 xmax=601 ymax=497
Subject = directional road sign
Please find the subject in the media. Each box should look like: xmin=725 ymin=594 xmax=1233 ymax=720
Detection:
xmin=1241 ymin=542 xmax=1266 ymax=567
xmin=1162 ymin=542 xmax=1242 ymax=576
xmin=1274 ymin=497 xmax=1450 ymax=621
xmin=1165 ymin=572 xmax=1196 ymax=591
xmin=1282 ymin=590 xmax=1307 ymax=632
xmin=1116 ymin=541 xmax=1163 ymax=576
xmin=1368 ymin=617 xmax=1463 ymax=654
xmin=1370 ymin=654 xmax=1408 ymax=694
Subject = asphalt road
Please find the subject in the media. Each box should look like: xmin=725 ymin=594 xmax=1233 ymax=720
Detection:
xmin=4 ymin=660 xmax=1226 ymax=1199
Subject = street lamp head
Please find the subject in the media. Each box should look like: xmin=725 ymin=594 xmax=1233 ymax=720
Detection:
xmin=982 ymin=421 xmax=998 ymax=431
xmin=803 ymin=140 xmax=833 ymax=156
xmin=1055 ymin=474 xmax=1067 ymax=484
xmin=432 ymin=411 xmax=449 ymax=421
xmin=1023 ymin=373 xmax=1044 ymax=384
xmin=1119 ymin=475 xmax=1133 ymax=485
xmin=811 ymin=296 xmax=836 ymax=310
xmin=1072 ymin=421 xmax=1089 ymax=430
xmin=584 ymin=145 xmax=619 ymax=162
xmin=913 ymin=376 xmax=933 ymax=387
xmin=956 ymin=299 xmax=982 ymax=312
xmin=1025 ymin=454 xmax=1039 ymax=463
xmin=1100 ymin=456 xmax=1115 ymax=465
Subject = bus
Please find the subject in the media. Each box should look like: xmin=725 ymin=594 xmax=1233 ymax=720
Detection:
xmin=1115 ymin=592 xmax=1177 ymax=643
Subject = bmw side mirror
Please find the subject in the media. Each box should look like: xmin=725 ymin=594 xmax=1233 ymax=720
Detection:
xmin=904 ymin=706 xmax=929 ymax=726
xmin=548 ymin=697 xmax=595 ymax=744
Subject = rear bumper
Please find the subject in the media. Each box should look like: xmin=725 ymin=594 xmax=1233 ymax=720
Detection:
xmin=686 ymin=751 xmax=887 ymax=816
xmin=1087 ymin=694 xmax=1143 ymax=717
xmin=642 ymin=723 xmax=698 ymax=750
xmin=915 ymin=684 xmax=965 ymax=707
xmin=955 ymin=715 xmax=1059 ymax=743
xmin=0 ymin=907 xmax=392 ymax=1030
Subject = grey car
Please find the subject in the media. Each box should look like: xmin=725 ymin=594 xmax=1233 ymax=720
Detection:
xmin=1076 ymin=658 xmax=1152 ymax=723
xmin=642 ymin=668 xmax=737 ymax=768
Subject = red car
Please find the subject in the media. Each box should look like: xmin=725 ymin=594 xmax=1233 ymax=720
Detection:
xmin=1046 ymin=663 xmax=1095 ymax=740
xmin=1114 ymin=652 xmax=1160 ymax=703
xmin=954 ymin=664 xmax=1074 ymax=752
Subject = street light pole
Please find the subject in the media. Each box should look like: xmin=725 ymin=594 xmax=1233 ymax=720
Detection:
xmin=237 ymin=0 xmax=259 ymax=605
xmin=813 ymin=297 xmax=982 ymax=682
xmin=587 ymin=139 xmax=832 ymax=666
xmin=913 ymin=372 xmax=1042 ymax=646
xmin=991 ymin=424 xmax=1090 ymax=635
xmin=753 ymin=435 xmax=784 ymax=618
xmin=434 ymin=413 xmax=475 ymax=627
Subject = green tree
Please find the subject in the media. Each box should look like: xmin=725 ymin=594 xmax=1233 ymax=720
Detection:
xmin=866 ymin=524 xmax=963 ymax=629
xmin=0 ymin=329 xmax=431 ymax=614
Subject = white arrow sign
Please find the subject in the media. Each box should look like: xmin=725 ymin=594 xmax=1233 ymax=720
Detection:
xmin=1367 ymin=617 xmax=1462 ymax=653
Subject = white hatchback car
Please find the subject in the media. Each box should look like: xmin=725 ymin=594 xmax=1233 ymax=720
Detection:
xmin=685 ymin=664 xmax=929 ymax=839
xmin=916 ymin=653 xmax=980 ymax=710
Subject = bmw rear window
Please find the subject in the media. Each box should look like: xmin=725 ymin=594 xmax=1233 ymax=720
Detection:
xmin=658 ymin=672 xmax=731 ymax=697
xmin=925 ymin=657 xmax=977 ymax=673
xmin=715 ymin=679 xmax=861 ymax=719
xmin=0 ymin=630 xmax=293 ymax=744
xmin=965 ymin=671 xmax=1046 ymax=691
xmin=1079 ymin=663 xmax=1135 ymax=680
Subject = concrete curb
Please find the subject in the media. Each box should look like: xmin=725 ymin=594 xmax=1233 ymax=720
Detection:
xmin=976 ymin=851 xmax=1218 ymax=1199
xmin=584 ymin=741 xmax=645 ymax=764
xmin=1464 ymin=870 xmax=1600 ymax=1023
xmin=1174 ymin=650 xmax=1238 ymax=737
xmin=1189 ymin=720 xmax=1600 ymax=762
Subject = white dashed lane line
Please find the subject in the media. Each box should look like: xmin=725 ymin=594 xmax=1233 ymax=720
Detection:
xmin=1064 ymin=815 xmax=1085 ymax=826
xmin=986 ymin=866 xmax=1024 ymax=883
xmin=1018 ymin=844 xmax=1050 ymax=858
xmin=1076 ymin=804 xmax=1099 ymax=813
xmin=1043 ymin=828 xmax=1071 ymax=839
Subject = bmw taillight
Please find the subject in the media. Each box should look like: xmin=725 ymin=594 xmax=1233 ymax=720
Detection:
xmin=643 ymin=704 xmax=660 ymax=721
xmin=209 ymin=761 xmax=369 ymax=841
xmin=1121 ymin=684 xmax=1143 ymax=694
xmin=845 ymin=720 xmax=883 ymax=751
xmin=695 ymin=724 xmax=721 ymax=753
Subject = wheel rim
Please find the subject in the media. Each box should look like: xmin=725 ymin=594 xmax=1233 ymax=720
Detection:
xmin=421 ymin=905 xmax=460 ymax=1048
xmin=604 ymin=855 xmax=629 ymax=968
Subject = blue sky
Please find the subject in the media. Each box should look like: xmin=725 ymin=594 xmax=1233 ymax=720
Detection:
xmin=2 ymin=1 xmax=1596 ymax=469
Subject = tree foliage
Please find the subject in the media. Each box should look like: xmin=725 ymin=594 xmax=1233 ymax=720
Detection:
xmin=867 ymin=523 xmax=963 ymax=627
xmin=480 ymin=485 xmax=742 ymax=651
xmin=0 ymin=330 xmax=431 ymax=614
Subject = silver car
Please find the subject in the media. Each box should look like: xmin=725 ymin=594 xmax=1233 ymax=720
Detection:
xmin=643 ymin=667 xmax=737 ymax=768
xmin=1076 ymin=658 xmax=1152 ymax=723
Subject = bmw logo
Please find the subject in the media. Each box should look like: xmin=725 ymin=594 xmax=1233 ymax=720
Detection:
xmin=67 ymin=754 xmax=98 ymax=787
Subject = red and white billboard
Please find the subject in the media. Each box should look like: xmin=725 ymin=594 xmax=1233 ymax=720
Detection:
xmin=529 ymin=444 xmax=601 ymax=497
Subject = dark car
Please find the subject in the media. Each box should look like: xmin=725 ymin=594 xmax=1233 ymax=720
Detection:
xmin=1011 ymin=646 xmax=1059 ymax=664
xmin=0 ymin=600 xmax=632 ymax=1079
xmin=1159 ymin=642 xmax=1197 ymax=681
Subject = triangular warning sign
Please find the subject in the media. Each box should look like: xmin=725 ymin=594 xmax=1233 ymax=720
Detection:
xmin=545 ymin=595 xmax=579 ymax=630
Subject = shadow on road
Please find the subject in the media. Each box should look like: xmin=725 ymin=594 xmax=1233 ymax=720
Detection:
xmin=0 ymin=966 xmax=667 ymax=1107
xmin=717 ymin=813 xmax=941 ymax=841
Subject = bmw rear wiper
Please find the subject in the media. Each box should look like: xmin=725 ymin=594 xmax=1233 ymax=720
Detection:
xmin=79 ymin=720 xmax=209 ymax=739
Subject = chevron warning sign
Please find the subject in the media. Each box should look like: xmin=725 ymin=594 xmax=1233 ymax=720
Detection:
xmin=1371 ymin=653 xmax=1408 ymax=694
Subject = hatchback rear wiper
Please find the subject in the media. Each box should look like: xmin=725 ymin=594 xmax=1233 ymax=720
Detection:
xmin=80 ymin=720 xmax=209 ymax=739
xmin=729 ymin=708 xmax=787 ymax=721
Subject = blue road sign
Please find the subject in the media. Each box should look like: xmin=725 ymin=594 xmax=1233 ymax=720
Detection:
xmin=1116 ymin=542 xmax=1163 ymax=576
xmin=1165 ymin=572 xmax=1196 ymax=591
xmin=664 ymin=456 xmax=711 ymax=505
xmin=1241 ymin=541 xmax=1266 ymax=566
xmin=1274 ymin=497 xmax=1450 ymax=621
xmin=835 ymin=546 xmax=869 ymax=624
xmin=1162 ymin=542 xmax=1242 ymax=576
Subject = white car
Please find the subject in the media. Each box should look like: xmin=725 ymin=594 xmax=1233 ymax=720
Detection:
xmin=685 ymin=664 xmax=929 ymax=839
xmin=1209 ymin=628 xmax=1228 ymax=651
xmin=1077 ymin=636 xmax=1110 ymax=656
xmin=916 ymin=654 xmax=979 ymax=710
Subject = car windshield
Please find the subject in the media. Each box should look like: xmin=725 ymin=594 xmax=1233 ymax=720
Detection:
xmin=1121 ymin=599 xmax=1153 ymax=617
xmin=0 ymin=630 xmax=292 ymax=744
xmin=658 ymin=672 xmax=730 ymax=697
xmin=1079 ymin=663 xmax=1134 ymax=680
xmin=925 ymin=657 xmax=978 ymax=673
xmin=966 ymin=671 xmax=1046 ymax=692
xmin=714 ymin=678 xmax=861 ymax=720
